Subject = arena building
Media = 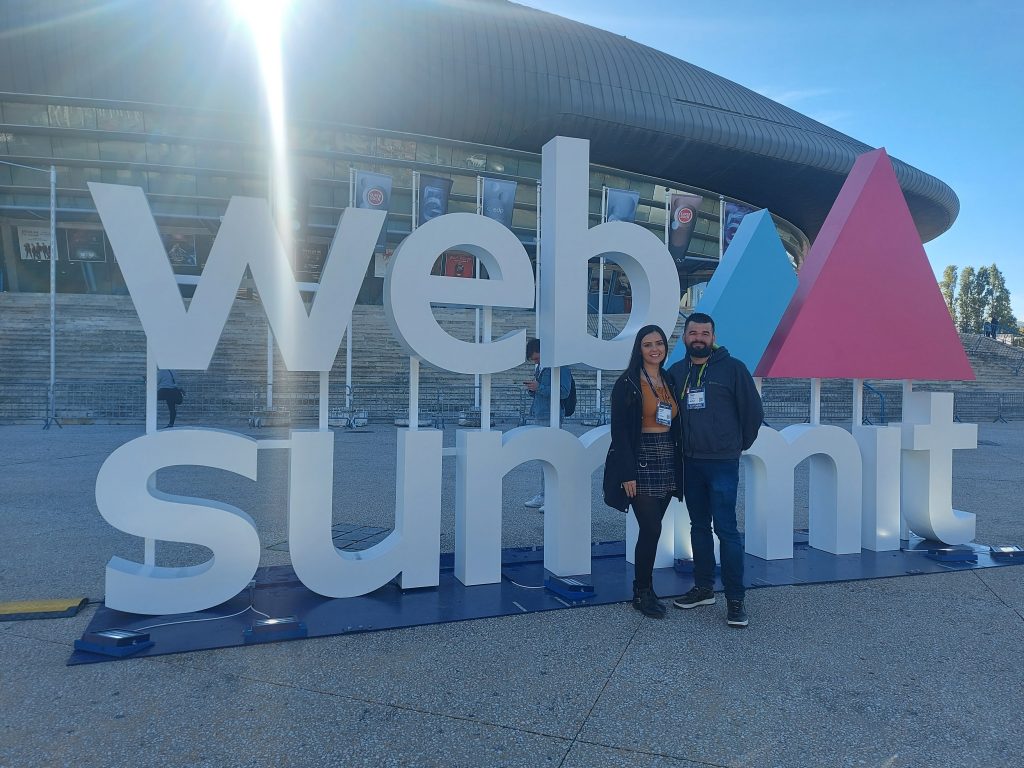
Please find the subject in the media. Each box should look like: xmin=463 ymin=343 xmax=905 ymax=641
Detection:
xmin=0 ymin=0 xmax=958 ymax=307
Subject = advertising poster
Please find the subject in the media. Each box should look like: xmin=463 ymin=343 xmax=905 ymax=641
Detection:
xmin=66 ymin=229 xmax=107 ymax=263
xmin=605 ymin=188 xmax=640 ymax=223
xmin=296 ymin=241 xmax=328 ymax=278
xmin=480 ymin=178 xmax=517 ymax=229
xmin=667 ymin=193 xmax=703 ymax=263
xmin=163 ymin=234 xmax=197 ymax=267
xmin=723 ymin=201 xmax=757 ymax=254
xmin=443 ymin=250 xmax=475 ymax=279
xmin=374 ymin=249 xmax=393 ymax=279
xmin=417 ymin=175 xmax=453 ymax=226
xmin=18 ymin=225 xmax=54 ymax=261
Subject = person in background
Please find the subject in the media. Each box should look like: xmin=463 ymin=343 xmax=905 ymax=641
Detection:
xmin=522 ymin=338 xmax=572 ymax=512
xmin=603 ymin=325 xmax=683 ymax=618
xmin=667 ymin=312 xmax=762 ymax=628
xmin=157 ymin=368 xmax=183 ymax=428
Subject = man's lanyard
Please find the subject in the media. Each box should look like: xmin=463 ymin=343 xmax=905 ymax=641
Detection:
xmin=683 ymin=360 xmax=708 ymax=396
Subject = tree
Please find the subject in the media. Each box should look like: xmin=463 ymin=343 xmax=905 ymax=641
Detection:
xmin=939 ymin=265 xmax=957 ymax=323
xmin=955 ymin=266 xmax=984 ymax=333
xmin=941 ymin=262 xmax=1018 ymax=336
xmin=987 ymin=263 xmax=1018 ymax=334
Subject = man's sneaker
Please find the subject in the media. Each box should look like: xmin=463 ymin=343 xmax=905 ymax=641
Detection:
xmin=726 ymin=599 xmax=748 ymax=628
xmin=524 ymin=493 xmax=545 ymax=509
xmin=673 ymin=586 xmax=716 ymax=609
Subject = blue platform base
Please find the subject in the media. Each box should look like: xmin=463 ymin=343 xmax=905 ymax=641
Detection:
xmin=68 ymin=535 xmax=1024 ymax=665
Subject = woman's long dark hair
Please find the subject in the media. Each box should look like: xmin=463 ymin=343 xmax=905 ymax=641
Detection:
xmin=626 ymin=324 xmax=670 ymax=376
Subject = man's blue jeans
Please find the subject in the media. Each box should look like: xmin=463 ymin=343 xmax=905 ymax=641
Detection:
xmin=684 ymin=457 xmax=745 ymax=601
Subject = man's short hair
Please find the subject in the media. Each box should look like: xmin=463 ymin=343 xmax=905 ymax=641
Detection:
xmin=684 ymin=312 xmax=715 ymax=332
xmin=526 ymin=338 xmax=541 ymax=358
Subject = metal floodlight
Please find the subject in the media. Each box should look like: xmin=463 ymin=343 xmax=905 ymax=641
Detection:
xmin=544 ymin=574 xmax=595 ymax=602
xmin=926 ymin=545 xmax=978 ymax=563
xmin=990 ymin=544 xmax=1024 ymax=560
xmin=74 ymin=629 xmax=153 ymax=657
xmin=243 ymin=616 xmax=307 ymax=643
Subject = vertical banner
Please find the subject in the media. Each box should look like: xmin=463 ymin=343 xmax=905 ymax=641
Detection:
xmin=354 ymin=170 xmax=393 ymax=251
xmin=480 ymin=177 xmax=517 ymax=229
xmin=417 ymin=175 xmax=453 ymax=227
xmin=605 ymin=188 xmax=640 ymax=223
xmin=667 ymin=193 xmax=703 ymax=264
xmin=17 ymin=225 xmax=55 ymax=261
xmin=723 ymin=201 xmax=757 ymax=254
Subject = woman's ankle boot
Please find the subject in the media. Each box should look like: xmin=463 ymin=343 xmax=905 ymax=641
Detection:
xmin=633 ymin=587 xmax=666 ymax=618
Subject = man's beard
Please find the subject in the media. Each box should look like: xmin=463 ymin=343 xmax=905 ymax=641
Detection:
xmin=687 ymin=342 xmax=710 ymax=358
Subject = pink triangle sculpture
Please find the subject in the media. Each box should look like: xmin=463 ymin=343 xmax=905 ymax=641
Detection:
xmin=756 ymin=149 xmax=974 ymax=380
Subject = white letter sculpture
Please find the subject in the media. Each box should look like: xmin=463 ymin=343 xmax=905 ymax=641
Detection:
xmin=900 ymin=390 xmax=977 ymax=543
xmin=744 ymin=424 xmax=863 ymax=559
xmin=95 ymin=429 xmax=261 ymax=615
xmin=538 ymin=137 xmax=680 ymax=369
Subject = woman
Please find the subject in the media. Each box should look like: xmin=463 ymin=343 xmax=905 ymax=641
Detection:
xmin=156 ymin=368 xmax=183 ymax=428
xmin=603 ymin=325 xmax=683 ymax=618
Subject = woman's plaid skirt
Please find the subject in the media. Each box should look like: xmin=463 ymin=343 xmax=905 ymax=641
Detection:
xmin=636 ymin=431 xmax=676 ymax=497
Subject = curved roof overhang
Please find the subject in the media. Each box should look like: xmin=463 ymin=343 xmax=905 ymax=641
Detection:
xmin=0 ymin=0 xmax=958 ymax=243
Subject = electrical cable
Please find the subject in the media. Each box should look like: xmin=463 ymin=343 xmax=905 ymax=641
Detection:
xmin=501 ymin=575 xmax=545 ymax=589
xmin=116 ymin=603 xmax=270 ymax=633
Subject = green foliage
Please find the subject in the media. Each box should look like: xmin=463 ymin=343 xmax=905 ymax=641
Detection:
xmin=942 ymin=262 xmax=1018 ymax=336
xmin=955 ymin=266 xmax=983 ymax=332
xmin=939 ymin=265 xmax=957 ymax=320
xmin=987 ymin=264 xmax=1017 ymax=332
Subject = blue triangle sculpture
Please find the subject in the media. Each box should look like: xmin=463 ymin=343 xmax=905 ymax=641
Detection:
xmin=667 ymin=209 xmax=798 ymax=373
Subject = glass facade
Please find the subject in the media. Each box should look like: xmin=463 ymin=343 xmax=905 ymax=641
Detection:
xmin=0 ymin=95 xmax=808 ymax=302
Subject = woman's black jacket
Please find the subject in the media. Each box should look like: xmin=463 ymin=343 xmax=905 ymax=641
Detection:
xmin=602 ymin=367 xmax=684 ymax=512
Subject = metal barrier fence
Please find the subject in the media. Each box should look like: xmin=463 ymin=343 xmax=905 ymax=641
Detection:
xmin=4 ymin=379 xmax=1024 ymax=426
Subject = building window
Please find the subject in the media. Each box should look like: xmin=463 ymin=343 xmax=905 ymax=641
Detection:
xmin=52 ymin=137 xmax=100 ymax=160
xmin=1 ymin=101 xmax=50 ymax=126
xmin=47 ymin=105 xmax=97 ymax=130
xmin=95 ymin=108 xmax=145 ymax=133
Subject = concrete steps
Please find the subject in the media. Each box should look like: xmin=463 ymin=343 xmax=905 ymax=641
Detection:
xmin=1 ymin=292 xmax=1021 ymax=423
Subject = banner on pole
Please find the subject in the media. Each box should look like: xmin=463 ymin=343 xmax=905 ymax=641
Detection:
xmin=17 ymin=225 xmax=54 ymax=261
xmin=417 ymin=175 xmax=453 ymax=227
xmin=480 ymin=178 xmax=517 ymax=229
xmin=605 ymin=188 xmax=640 ymax=223
xmin=667 ymin=193 xmax=702 ymax=264
xmin=723 ymin=201 xmax=757 ymax=254
xmin=355 ymin=170 xmax=393 ymax=251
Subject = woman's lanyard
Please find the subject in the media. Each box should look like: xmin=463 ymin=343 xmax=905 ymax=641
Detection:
xmin=683 ymin=361 xmax=708 ymax=410
xmin=641 ymin=368 xmax=673 ymax=426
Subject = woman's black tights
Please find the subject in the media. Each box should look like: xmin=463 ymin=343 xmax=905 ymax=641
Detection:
xmin=631 ymin=494 xmax=671 ymax=589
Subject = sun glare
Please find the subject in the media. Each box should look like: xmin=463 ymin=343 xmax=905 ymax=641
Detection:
xmin=230 ymin=0 xmax=295 ymax=260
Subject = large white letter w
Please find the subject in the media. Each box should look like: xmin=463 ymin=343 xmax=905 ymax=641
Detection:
xmin=89 ymin=182 xmax=384 ymax=371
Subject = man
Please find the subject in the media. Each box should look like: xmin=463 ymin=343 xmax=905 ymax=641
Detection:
xmin=667 ymin=312 xmax=763 ymax=627
xmin=522 ymin=338 xmax=572 ymax=511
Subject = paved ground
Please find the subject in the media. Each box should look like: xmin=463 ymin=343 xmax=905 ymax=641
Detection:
xmin=2 ymin=419 xmax=1023 ymax=767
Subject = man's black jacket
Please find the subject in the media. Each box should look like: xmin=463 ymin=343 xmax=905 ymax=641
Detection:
xmin=666 ymin=346 xmax=763 ymax=461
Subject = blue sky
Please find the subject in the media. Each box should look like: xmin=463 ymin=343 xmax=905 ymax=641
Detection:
xmin=515 ymin=0 xmax=1024 ymax=320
